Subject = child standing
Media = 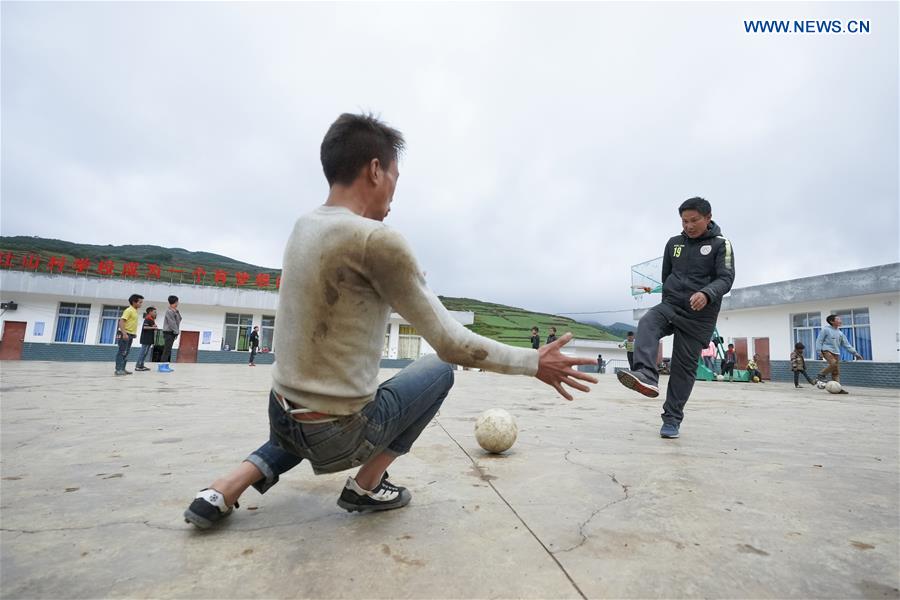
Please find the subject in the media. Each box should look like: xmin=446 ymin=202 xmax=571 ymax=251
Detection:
xmin=135 ymin=306 xmax=158 ymax=372
xmin=791 ymin=342 xmax=815 ymax=388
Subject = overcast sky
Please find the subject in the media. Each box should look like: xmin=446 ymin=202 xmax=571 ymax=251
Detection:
xmin=2 ymin=2 xmax=897 ymax=324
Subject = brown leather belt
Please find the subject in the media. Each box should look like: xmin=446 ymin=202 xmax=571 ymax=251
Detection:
xmin=273 ymin=391 xmax=339 ymax=423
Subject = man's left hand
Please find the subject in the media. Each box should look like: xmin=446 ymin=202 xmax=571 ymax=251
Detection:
xmin=689 ymin=292 xmax=708 ymax=311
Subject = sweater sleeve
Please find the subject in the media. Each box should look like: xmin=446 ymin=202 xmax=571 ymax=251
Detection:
xmin=839 ymin=331 xmax=858 ymax=355
xmin=363 ymin=227 xmax=539 ymax=376
xmin=814 ymin=328 xmax=826 ymax=354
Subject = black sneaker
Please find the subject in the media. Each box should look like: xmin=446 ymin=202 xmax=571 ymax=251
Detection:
xmin=135 ymin=366 xmax=151 ymax=371
xmin=184 ymin=488 xmax=238 ymax=529
xmin=337 ymin=476 xmax=411 ymax=513
xmin=616 ymin=369 xmax=660 ymax=398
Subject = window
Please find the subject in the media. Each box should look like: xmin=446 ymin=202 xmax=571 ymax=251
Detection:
xmin=222 ymin=313 xmax=253 ymax=351
xmin=791 ymin=312 xmax=821 ymax=360
xmin=55 ymin=302 xmax=91 ymax=343
xmin=398 ymin=324 xmax=420 ymax=359
xmin=383 ymin=324 xmax=391 ymax=357
xmin=260 ymin=315 xmax=275 ymax=351
xmin=830 ymin=308 xmax=872 ymax=360
xmin=99 ymin=305 xmax=127 ymax=344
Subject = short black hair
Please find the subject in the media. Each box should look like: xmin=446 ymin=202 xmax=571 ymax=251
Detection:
xmin=728 ymin=343 xmax=734 ymax=348
xmin=531 ymin=326 xmax=539 ymax=332
xmin=627 ymin=331 xmax=634 ymax=336
xmin=168 ymin=295 xmax=179 ymax=305
xmin=128 ymin=294 xmax=144 ymax=305
xmin=826 ymin=314 xmax=838 ymax=325
xmin=679 ymin=197 xmax=712 ymax=216
xmin=320 ymin=113 xmax=405 ymax=186
xmin=549 ymin=326 xmax=557 ymax=332
xmin=145 ymin=306 xmax=157 ymax=315
xmin=795 ymin=342 xmax=805 ymax=350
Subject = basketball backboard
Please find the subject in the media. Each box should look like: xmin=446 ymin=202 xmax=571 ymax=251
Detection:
xmin=630 ymin=256 xmax=663 ymax=296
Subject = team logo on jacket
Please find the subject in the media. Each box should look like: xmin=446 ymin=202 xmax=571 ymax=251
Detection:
xmin=700 ymin=245 xmax=712 ymax=255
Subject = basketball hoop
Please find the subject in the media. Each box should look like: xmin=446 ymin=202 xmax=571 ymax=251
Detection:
xmin=631 ymin=285 xmax=652 ymax=301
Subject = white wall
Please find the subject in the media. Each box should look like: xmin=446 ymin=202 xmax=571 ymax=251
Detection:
xmin=562 ymin=339 xmax=629 ymax=371
xmin=649 ymin=292 xmax=900 ymax=362
xmin=0 ymin=293 xmax=61 ymax=343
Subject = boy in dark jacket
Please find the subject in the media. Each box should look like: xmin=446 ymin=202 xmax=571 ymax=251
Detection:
xmin=135 ymin=307 xmax=158 ymax=372
xmin=721 ymin=343 xmax=736 ymax=381
xmin=791 ymin=342 xmax=815 ymax=388
xmin=617 ymin=197 xmax=735 ymax=439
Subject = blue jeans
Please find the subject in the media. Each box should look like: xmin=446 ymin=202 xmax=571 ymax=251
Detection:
xmin=115 ymin=334 xmax=134 ymax=371
xmin=246 ymin=355 xmax=454 ymax=493
xmin=135 ymin=344 xmax=152 ymax=368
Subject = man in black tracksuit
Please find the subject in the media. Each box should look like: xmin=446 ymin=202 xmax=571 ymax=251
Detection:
xmin=617 ymin=197 xmax=735 ymax=439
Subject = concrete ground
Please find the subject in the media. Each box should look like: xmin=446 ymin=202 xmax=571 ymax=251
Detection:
xmin=1 ymin=361 xmax=898 ymax=600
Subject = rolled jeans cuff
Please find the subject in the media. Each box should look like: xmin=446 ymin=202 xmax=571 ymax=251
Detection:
xmin=245 ymin=453 xmax=278 ymax=494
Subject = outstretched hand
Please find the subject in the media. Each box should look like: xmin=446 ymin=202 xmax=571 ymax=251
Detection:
xmin=535 ymin=332 xmax=599 ymax=401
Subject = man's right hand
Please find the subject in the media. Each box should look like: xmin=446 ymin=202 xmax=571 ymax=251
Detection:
xmin=535 ymin=333 xmax=599 ymax=401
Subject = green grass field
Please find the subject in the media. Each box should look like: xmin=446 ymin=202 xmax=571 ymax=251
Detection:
xmin=439 ymin=296 xmax=618 ymax=347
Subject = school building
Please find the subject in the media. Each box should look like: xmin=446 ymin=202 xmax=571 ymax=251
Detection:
xmin=634 ymin=263 xmax=900 ymax=388
xmin=0 ymin=269 xmax=473 ymax=365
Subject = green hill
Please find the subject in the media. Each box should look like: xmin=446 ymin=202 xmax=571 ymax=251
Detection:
xmin=439 ymin=296 xmax=619 ymax=347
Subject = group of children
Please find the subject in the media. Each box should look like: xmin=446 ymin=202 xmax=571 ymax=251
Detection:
xmin=710 ymin=340 xmax=832 ymax=389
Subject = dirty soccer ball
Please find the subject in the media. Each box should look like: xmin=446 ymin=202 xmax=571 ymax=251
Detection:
xmin=475 ymin=408 xmax=518 ymax=454
xmin=824 ymin=381 xmax=843 ymax=394
xmin=816 ymin=380 xmax=827 ymax=389
xmin=752 ymin=376 xmax=760 ymax=383
xmin=716 ymin=375 xmax=725 ymax=382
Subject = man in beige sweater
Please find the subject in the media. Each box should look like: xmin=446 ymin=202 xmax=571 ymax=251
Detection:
xmin=184 ymin=114 xmax=598 ymax=529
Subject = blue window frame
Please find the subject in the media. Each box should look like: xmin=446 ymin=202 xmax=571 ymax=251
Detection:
xmin=55 ymin=303 xmax=91 ymax=343
xmin=99 ymin=305 xmax=126 ymax=344
xmin=791 ymin=312 xmax=821 ymax=360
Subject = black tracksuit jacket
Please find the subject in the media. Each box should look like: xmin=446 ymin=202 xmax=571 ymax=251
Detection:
xmin=660 ymin=221 xmax=735 ymax=322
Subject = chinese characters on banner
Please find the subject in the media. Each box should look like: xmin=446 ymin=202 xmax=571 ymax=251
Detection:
xmin=0 ymin=251 xmax=281 ymax=289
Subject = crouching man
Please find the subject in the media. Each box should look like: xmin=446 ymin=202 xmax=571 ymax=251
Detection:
xmin=184 ymin=113 xmax=597 ymax=528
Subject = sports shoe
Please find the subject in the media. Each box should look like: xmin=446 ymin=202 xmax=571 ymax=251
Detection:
xmin=158 ymin=364 xmax=174 ymax=373
xmin=124 ymin=370 xmax=133 ymax=375
xmin=184 ymin=488 xmax=238 ymax=530
xmin=337 ymin=475 xmax=411 ymax=513
xmin=616 ymin=370 xmax=660 ymax=398
xmin=114 ymin=370 xmax=126 ymax=376
xmin=135 ymin=366 xmax=151 ymax=371
xmin=660 ymin=423 xmax=680 ymax=438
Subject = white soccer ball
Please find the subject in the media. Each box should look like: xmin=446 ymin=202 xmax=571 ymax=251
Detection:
xmin=825 ymin=381 xmax=842 ymax=394
xmin=816 ymin=380 xmax=827 ymax=390
xmin=475 ymin=408 xmax=518 ymax=454
xmin=716 ymin=375 xmax=725 ymax=382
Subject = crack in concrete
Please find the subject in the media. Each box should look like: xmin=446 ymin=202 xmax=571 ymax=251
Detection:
xmin=555 ymin=450 xmax=632 ymax=555
xmin=434 ymin=418 xmax=588 ymax=600
xmin=1 ymin=510 xmax=344 ymax=535
xmin=1 ymin=521 xmax=151 ymax=534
